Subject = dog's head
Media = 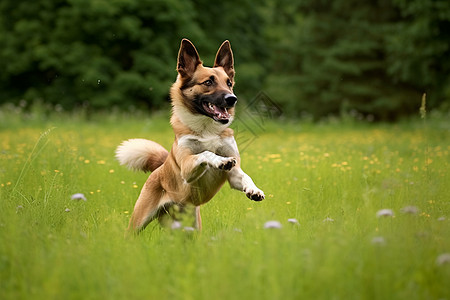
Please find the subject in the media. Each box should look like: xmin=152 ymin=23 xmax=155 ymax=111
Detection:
xmin=171 ymin=39 xmax=237 ymax=127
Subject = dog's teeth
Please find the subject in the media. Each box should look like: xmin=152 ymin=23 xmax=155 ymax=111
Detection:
xmin=208 ymin=103 xmax=214 ymax=110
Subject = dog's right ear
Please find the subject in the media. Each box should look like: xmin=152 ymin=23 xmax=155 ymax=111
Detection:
xmin=177 ymin=39 xmax=202 ymax=78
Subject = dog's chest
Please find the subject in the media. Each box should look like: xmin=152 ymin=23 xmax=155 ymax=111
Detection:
xmin=178 ymin=134 xmax=237 ymax=156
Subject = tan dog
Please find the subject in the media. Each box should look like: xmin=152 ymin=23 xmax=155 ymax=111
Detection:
xmin=116 ymin=39 xmax=265 ymax=232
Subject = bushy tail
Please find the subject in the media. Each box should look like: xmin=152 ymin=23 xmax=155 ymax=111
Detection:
xmin=116 ymin=139 xmax=169 ymax=172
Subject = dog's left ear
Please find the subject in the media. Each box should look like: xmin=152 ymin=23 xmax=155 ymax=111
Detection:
xmin=214 ymin=40 xmax=235 ymax=80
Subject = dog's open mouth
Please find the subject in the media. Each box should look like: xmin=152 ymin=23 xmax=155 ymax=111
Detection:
xmin=202 ymin=102 xmax=231 ymax=123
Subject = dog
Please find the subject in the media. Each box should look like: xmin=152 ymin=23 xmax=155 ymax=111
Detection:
xmin=116 ymin=39 xmax=265 ymax=232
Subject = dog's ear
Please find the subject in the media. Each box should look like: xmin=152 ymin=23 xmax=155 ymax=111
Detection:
xmin=177 ymin=39 xmax=202 ymax=78
xmin=214 ymin=40 xmax=235 ymax=80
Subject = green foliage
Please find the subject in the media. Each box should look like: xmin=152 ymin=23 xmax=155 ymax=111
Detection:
xmin=0 ymin=0 xmax=449 ymax=119
xmin=0 ymin=0 xmax=202 ymax=110
xmin=264 ymin=0 xmax=450 ymax=120
xmin=0 ymin=0 xmax=268 ymax=111
xmin=387 ymin=0 xmax=450 ymax=104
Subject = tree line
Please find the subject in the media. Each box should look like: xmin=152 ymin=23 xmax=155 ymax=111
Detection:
xmin=1 ymin=0 xmax=449 ymax=120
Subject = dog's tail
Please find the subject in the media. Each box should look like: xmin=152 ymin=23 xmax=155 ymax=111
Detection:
xmin=116 ymin=139 xmax=169 ymax=172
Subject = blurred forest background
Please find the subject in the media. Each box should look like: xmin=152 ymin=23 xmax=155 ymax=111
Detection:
xmin=1 ymin=0 xmax=449 ymax=121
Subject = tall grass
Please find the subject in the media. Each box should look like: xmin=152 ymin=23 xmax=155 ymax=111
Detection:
xmin=0 ymin=108 xmax=449 ymax=299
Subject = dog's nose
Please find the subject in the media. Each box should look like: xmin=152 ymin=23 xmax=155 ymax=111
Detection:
xmin=224 ymin=93 xmax=237 ymax=107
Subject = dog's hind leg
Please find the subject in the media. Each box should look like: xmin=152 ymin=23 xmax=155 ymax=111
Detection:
xmin=195 ymin=206 xmax=202 ymax=230
xmin=127 ymin=174 xmax=168 ymax=233
xmin=127 ymin=196 xmax=162 ymax=233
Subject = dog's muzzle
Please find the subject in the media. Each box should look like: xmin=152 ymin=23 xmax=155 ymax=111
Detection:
xmin=196 ymin=92 xmax=238 ymax=124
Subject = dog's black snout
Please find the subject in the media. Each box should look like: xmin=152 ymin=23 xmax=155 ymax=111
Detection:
xmin=224 ymin=93 xmax=238 ymax=107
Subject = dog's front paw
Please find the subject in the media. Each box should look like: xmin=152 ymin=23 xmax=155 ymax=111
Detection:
xmin=245 ymin=188 xmax=265 ymax=201
xmin=218 ymin=157 xmax=236 ymax=171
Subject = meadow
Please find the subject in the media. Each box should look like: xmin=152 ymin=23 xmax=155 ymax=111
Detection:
xmin=0 ymin=107 xmax=449 ymax=299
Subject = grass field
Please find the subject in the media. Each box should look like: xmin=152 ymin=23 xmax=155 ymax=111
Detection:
xmin=0 ymin=107 xmax=449 ymax=299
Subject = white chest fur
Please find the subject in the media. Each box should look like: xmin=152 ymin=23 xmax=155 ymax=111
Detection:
xmin=178 ymin=134 xmax=238 ymax=157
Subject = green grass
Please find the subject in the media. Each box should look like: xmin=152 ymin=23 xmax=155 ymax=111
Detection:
xmin=0 ymin=109 xmax=449 ymax=299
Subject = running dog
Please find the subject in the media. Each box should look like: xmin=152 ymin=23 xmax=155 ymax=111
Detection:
xmin=116 ymin=39 xmax=265 ymax=232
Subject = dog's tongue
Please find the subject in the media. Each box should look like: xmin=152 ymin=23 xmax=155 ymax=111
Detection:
xmin=213 ymin=105 xmax=230 ymax=121
xmin=204 ymin=102 xmax=230 ymax=121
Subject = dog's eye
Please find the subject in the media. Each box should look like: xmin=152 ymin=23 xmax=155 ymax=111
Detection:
xmin=203 ymin=80 xmax=213 ymax=86
xmin=227 ymin=79 xmax=233 ymax=87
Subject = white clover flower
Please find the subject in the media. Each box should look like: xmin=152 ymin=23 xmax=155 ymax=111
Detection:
xmin=264 ymin=220 xmax=282 ymax=229
xmin=400 ymin=206 xmax=419 ymax=215
xmin=171 ymin=221 xmax=182 ymax=230
xmin=371 ymin=236 xmax=386 ymax=245
xmin=376 ymin=209 xmax=394 ymax=218
xmin=436 ymin=253 xmax=450 ymax=266
xmin=288 ymin=218 xmax=299 ymax=224
xmin=16 ymin=205 xmax=24 ymax=213
xmin=71 ymin=193 xmax=87 ymax=201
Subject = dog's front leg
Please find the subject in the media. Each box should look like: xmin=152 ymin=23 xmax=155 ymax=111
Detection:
xmin=228 ymin=167 xmax=265 ymax=201
xmin=181 ymin=151 xmax=236 ymax=183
